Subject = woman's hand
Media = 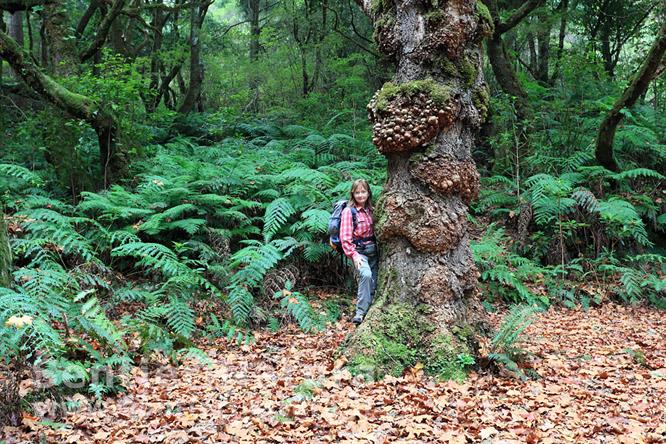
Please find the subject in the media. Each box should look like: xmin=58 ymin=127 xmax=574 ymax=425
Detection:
xmin=354 ymin=256 xmax=366 ymax=270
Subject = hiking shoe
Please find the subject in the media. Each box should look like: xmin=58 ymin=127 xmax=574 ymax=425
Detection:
xmin=352 ymin=314 xmax=364 ymax=325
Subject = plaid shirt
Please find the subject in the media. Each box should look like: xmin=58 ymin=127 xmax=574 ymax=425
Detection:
xmin=340 ymin=205 xmax=374 ymax=261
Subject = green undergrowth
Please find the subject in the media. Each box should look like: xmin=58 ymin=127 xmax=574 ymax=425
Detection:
xmin=0 ymin=121 xmax=385 ymax=398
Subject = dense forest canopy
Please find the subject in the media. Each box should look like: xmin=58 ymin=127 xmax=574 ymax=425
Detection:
xmin=0 ymin=0 xmax=665 ymax=438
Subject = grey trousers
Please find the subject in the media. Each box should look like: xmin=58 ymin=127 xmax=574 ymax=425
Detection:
xmin=355 ymin=251 xmax=379 ymax=316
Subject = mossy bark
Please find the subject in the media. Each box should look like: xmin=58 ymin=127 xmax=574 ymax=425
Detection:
xmin=0 ymin=28 xmax=125 ymax=187
xmin=595 ymin=20 xmax=666 ymax=172
xmin=347 ymin=0 xmax=490 ymax=379
xmin=0 ymin=214 xmax=11 ymax=288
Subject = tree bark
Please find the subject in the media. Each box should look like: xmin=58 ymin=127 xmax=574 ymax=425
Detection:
xmin=0 ymin=29 xmax=125 ymax=187
xmin=483 ymin=0 xmax=542 ymax=122
xmin=0 ymin=214 xmax=11 ymax=288
xmin=343 ymin=0 xmax=492 ymax=377
xmin=8 ymin=11 xmax=23 ymax=78
xmin=552 ymin=0 xmax=567 ymax=81
xmin=178 ymin=0 xmax=209 ymax=113
xmin=595 ymin=20 xmax=666 ymax=172
xmin=535 ymin=9 xmax=550 ymax=83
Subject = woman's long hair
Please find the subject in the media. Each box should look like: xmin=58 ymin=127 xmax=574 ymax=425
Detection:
xmin=348 ymin=179 xmax=373 ymax=210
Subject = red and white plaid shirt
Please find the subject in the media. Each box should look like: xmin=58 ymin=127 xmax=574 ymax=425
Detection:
xmin=340 ymin=205 xmax=374 ymax=261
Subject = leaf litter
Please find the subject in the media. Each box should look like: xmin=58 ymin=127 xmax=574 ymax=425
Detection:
xmin=2 ymin=303 xmax=665 ymax=443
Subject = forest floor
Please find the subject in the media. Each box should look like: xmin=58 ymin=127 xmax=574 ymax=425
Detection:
xmin=2 ymin=302 xmax=666 ymax=443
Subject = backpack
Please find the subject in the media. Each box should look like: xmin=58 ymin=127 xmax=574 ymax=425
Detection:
xmin=328 ymin=200 xmax=357 ymax=252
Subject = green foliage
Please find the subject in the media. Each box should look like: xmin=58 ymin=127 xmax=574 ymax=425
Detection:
xmin=273 ymin=282 xmax=323 ymax=333
xmin=472 ymin=225 xmax=550 ymax=306
xmin=488 ymin=305 xmax=540 ymax=379
xmin=1 ymin=121 xmax=386 ymax=398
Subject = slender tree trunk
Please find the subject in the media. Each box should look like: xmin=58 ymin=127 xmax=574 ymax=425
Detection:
xmin=178 ymin=0 xmax=209 ymax=113
xmin=552 ymin=0 xmax=568 ymax=81
xmin=39 ymin=10 xmax=47 ymax=67
xmin=527 ymin=32 xmax=537 ymax=74
xmin=0 ymin=13 xmax=5 ymax=83
xmin=487 ymin=35 xmax=530 ymax=120
xmin=535 ymin=9 xmax=550 ymax=83
xmin=595 ymin=20 xmax=666 ymax=172
xmin=8 ymin=11 xmax=22 ymax=77
xmin=79 ymin=0 xmax=126 ymax=62
xmin=0 ymin=213 xmax=11 ymax=288
xmin=145 ymin=7 xmax=170 ymax=112
xmin=343 ymin=0 xmax=493 ymax=376
xmin=484 ymin=0 xmax=541 ymax=122
xmin=247 ymin=0 xmax=260 ymax=111
xmin=600 ymin=28 xmax=614 ymax=78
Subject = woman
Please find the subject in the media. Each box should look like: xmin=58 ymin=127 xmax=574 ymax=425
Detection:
xmin=339 ymin=179 xmax=378 ymax=325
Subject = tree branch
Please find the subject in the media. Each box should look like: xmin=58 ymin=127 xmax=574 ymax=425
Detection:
xmin=595 ymin=20 xmax=666 ymax=171
xmin=496 ymin=0 xmax=544 ymax=35
xmin=79 ymin=0 xmax=127 ymax=62
xmin=0 ymin=0 xmax=54 ymax=13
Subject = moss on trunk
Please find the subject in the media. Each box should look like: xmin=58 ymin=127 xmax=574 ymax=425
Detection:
xmin=344 ymin=298 xmax=475 ymax=379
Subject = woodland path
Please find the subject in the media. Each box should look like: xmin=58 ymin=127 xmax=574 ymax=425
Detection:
xmin=3 ymin=303 xmax=666 ymax=443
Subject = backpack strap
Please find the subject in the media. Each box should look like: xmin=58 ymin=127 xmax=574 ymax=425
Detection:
xmin=349 ymin=207 xmax=376 ymax=247
xmin=350 ymin=207 xmax=358 ymax=232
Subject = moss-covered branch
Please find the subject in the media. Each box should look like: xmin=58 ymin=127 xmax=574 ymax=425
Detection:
xmin=0 ymin=29 xmax=124 ymax=187
xmin=595 ymin=20 xmax=666 ymax=172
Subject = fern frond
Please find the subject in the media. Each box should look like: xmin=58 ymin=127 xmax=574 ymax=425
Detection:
xmin=263 ymin=198 xmax=295 ymax=242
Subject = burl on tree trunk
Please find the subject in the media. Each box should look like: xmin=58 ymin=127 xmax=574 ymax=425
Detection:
xmin=342 ymin=0 xmax=493 ymax=378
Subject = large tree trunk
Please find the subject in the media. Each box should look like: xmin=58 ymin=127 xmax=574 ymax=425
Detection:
xmin=343 ymin=0 xmax=493 ymax=377
xmin=595 ymin=20 xmax=666 ymax=172
xmin=0 ymin=214 xmax=11 ymax=288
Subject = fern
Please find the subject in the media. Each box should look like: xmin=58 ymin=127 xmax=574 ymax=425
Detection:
xmin=274 ymin=282 xmax=323 ymax=332
xmin=263 ymin=198 xmax=296 ymax=241
xmin=611 ymin=168 xmax=665 ymax=181
xmin=488 ymin=305 xmax=540 ymax=379
xmin=163 ymin=296 xmax=196 ymax=338
xmin=597 ymin=198 xmax=651 ymax=247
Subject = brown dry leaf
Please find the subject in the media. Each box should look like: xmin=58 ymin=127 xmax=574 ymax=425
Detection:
xmin=9 ymin=302 xmax=666 ymax=444
xmin=479 ymin=426 xmax=499 ymax=439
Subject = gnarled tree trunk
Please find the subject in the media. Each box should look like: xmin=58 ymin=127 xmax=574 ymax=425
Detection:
xmin=343 ymin=0 xmax=493 ymax=377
